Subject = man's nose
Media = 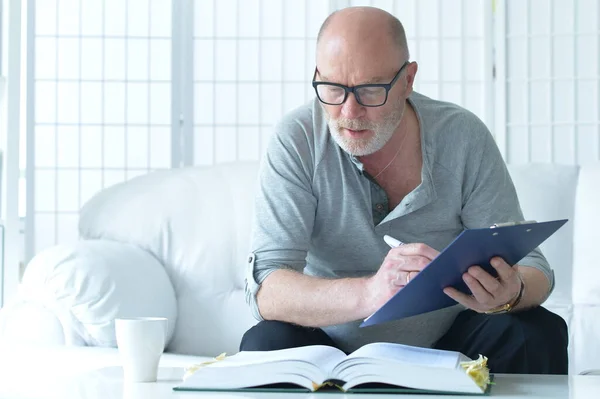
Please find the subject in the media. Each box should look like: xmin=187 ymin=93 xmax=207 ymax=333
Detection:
xmin=341 ymin=92 xmax=366 ymax=120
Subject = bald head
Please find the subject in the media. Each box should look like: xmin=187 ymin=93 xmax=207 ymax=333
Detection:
xmin=316 ymin=7 xmax=409 ymax=63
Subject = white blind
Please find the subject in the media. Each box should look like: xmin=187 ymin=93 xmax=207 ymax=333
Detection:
xmin=192 ymin=0 xmax=331 ymax=165
xmin=499 ymin=0 xmax=600 ymax=165
xmin=29 ymin=0 xmax=173 ymax=256
xmin=391 ymin=0 xmax=491 ymax=126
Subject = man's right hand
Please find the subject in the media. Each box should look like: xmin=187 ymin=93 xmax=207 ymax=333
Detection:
xmin=256 ymin=243 xmax=440 ymax=327
xmin=364 ymin=243 xmax=440 ymax=313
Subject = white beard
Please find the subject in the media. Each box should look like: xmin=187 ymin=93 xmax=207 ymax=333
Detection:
xmin=324 ymin=102 xmax=404 ymax=156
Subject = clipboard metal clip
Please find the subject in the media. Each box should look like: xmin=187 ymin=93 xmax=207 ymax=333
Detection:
xmin=490 ymin=220 xmax=537 ymax=229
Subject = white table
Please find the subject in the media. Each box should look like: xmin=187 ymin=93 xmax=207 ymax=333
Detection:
xmin=51 ymin=367 xmax=600 ymax=399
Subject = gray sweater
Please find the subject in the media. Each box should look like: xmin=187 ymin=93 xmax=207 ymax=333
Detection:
xmin=245 ymin=92 xmax=553 ymax=353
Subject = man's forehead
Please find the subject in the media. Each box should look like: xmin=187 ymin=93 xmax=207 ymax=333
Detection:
xmin=317 ymin=67 xmax=396 ymax=85
xmin=315 ymin=38 xmax=402 ymax=84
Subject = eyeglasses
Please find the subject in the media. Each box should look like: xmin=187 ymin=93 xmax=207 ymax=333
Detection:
xmin=312 ymin=61 xmax=410 ymax=107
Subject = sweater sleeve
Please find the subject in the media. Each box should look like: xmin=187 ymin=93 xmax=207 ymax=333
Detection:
xmin=244 ymin=115 xmax=317 ymax=321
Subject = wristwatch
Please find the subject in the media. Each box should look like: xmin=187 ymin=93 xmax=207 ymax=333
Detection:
xmin=484 ymin=274 xmax=525 ymax=315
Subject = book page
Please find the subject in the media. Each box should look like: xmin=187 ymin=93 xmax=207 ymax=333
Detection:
xmin=329 ymin=343 xmax=484 ymax=394
xmin=177 ymin=345 xmax=347 ymax=391
xmin=345 ymin=342 xmax=465 ymax=369
xmin=207 ymin=345 xmax=346 ymax=369
xmin=179 ymin=364 xmax=319 ymax=391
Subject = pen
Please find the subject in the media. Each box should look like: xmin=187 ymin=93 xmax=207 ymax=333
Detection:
xmin=383 ymin=235 xmax=404 ymax=248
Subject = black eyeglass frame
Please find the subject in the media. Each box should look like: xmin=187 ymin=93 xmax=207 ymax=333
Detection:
xmin=311 ymin=60 xmax=411 ymax=107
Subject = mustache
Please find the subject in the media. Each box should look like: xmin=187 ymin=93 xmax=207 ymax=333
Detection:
xmin=331 ymin=118 xmax=376 ymax=131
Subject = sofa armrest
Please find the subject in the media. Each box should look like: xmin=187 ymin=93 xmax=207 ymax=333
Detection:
xmin=0 ymin=300 xmax=71 ymax=345
xmin=0 ymin=239 xmax=177 ymax=348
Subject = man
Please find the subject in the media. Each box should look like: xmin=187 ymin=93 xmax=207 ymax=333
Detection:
xmin=241 ymin=6 xmax=568 ymax=374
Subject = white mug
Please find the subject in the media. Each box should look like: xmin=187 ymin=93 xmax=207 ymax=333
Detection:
xmin=115 ymin=317 xmax=168 ymax=383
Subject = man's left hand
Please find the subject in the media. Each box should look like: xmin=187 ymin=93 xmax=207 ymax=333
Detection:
xmin=443 ymin=257 xmax=522 ymax=313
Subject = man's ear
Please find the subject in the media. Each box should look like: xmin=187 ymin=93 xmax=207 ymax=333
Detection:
xmin=404 ymin=62 xmax=418 ymax=95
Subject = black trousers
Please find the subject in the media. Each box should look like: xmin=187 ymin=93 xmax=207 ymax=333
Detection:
xmin=239 ymin=306 xmax=568 ymax=374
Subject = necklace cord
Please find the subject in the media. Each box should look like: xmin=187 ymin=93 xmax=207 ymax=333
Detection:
xmin=373 ymin=129 xmax=410 ymax=179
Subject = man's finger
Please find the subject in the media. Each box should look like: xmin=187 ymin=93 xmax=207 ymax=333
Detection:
xmin=463 ymin=273 xmax=494 ymax=305
xmin=385 ymin=254 xmax=430 ymax=271
xmin=468 ymin=266 xmax=503 ymax=295
xmin=490 ymin=257 xmax=514 ymax=281
xmin=391 ymin=243 xmax=440 ymax=261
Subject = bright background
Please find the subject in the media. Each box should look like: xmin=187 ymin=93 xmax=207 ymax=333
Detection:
xmin=0 ymin=0 xmax=599 ymax=305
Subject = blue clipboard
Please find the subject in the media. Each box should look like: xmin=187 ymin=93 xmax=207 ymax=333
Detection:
xmin=360 ymin=219 xmax=568 ymax=327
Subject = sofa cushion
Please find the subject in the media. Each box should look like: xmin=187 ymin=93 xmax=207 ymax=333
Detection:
xmin=15 ymin=239 xmax=177 ymax=347
xmin=78 ymin=162 xmax=260 ymax=356
xmin=572 ymin=165 xmax=600 ymax=305
xmin=0 ymin=301 xmax=67 ymax=345
xmin=507 ymin=163 xmax=579 ymax=307
xmin=570 ymin=165 xmax=600 ymax=375
xmin=571 ymin=305 xmax=600 ymax=375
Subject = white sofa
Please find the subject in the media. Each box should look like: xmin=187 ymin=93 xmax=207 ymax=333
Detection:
xmin=0 ymin=160 xmax=599 ymax=396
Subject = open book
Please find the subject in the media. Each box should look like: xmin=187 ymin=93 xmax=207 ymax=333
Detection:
xmin=174 ymin=342 xmax=492 ymax=395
